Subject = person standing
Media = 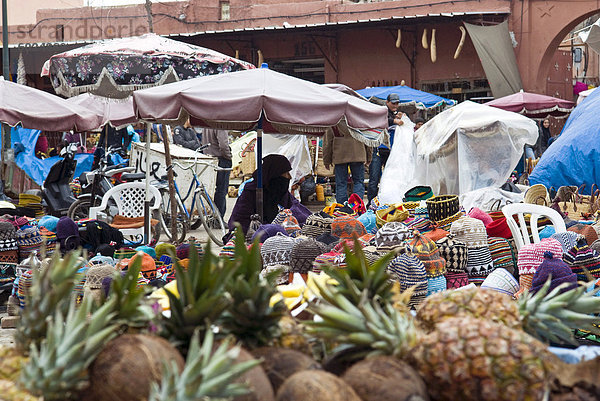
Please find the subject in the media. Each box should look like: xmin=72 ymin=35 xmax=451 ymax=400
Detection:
xmin=202 ymin=128 xmax=232 ymax=217
xmin=173 ymin=119 xmax=202 ymax=151
xmin=536 ymin=118 xmax=552 ymax=157
xmin=367 ymin=93 xmax=404 ymax=206
xmin=323 ymin=128 xmax=371 ymax=204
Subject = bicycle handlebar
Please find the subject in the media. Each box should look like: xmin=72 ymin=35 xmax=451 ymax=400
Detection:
xmin=171 ymin=160 xmax=232 ymax=172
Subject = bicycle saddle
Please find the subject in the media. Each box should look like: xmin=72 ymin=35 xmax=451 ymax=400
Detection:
xmin=120 ymin=173 xmax=146 ymax=182
xmin=160 ymin=171 xmax=178 ymax=180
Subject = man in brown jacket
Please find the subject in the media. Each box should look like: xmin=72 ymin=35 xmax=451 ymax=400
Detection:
xmin=323 ymin=129 xmax=371 ymax=203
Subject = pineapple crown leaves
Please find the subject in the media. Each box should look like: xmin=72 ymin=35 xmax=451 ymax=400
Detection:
xmin=15 ymin=251 xmax=85 ymax=354
xmin=106 ymin=254 xmax=154 ymax=330
xmin=149 ymin=327 xmax=260 ymax=401
xmin=19 ymin=296 xmax=118 ymax=400
xmin=219 ymin=227 xmax=288 ymax=349
xmin=321 ymin=240 xmax=395 ymax=304
xmin=161 ymin=242 xmax=235 ymax=348
xmin=305 ymin=276 xmax=418 ymax=359
xmin=518 ymin=277 xmax=600 ymax=345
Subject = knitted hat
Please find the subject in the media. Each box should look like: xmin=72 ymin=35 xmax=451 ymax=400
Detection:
xmin=538 ymin=225 xmax=555 ymax=239
xmin=406 ymin=232 xmax=446 ymax=278
xmin=38 ymin=216 xmax=59 ymax=233
xmin=155 ymin=243 xmax=176 ymax=259
xmin=551 ymin=231 xmax=584 ymax=253
xmin=85 ymin=264 xmax=117 ymax=290
xmin=0 ymin=222 xmax=18 ymax=251
xmin=517 ymin=238 xmax=563 ymax=275
xmin=251 ymin=224 xmax=288 ymax=243
xmin=282 ymin=214 xmax=301 ymax=237
xmin=404 ymin=186 xmax=434 ymax=202
xmin=435 ymin=236 xmax=468 ymax=273
xmin=387 ymin=254 xmax=428 ymax=308
xmin=480 ymin=268 xmax=520 ymax=296
xmin=115 ymin=247 xmax=136 ymax=260
xmin=314 ymin=232 xmax=339 ymax=247
xmin=413 ymin=201 xmax=429 ymax=219
xmin=331 ymin=216 xmax=367 ymax=240
xmin=56 ymin=216 xmax=79 ymax=240
xmin=176 ymin=243 xmax=203 ymax=260
xmin=375 ymin=222 xmax=411 ymax=251
xmin=313 ymin=251 xmax=346 ymax=272
xmin=407 ymin=218 xmax=449 ymax=242
xmin=135 ymin=245 xmax=156 ymax=259
xmin=427 ymin=275 xmax=447 ymax=296
xmin=591 ymin=239 xmax=600 ymax=254
xmin=128 ymin=252 xmax=157 ymax=280
xmin=488 ymin=237 xmax=517 ymax=275
xmin=260 ymin=233 xmax=297 ymax=267
xmin=450 ymin=217 xmax=494 ymax=282
xmin=271 ymin=209 xmax=291 ymax=225
xmin=301 ymin=212 xmax=333 ymax=238
xmin=357 ymin=210 xmax=377 ymax=234
xmin=468 ymin=207 xmax=492 ymax=227
xmin=486 ymin=217 xmax=512 ymax=239
xmin=445 ymin=271 xmax=469 ymax=289
xmin=568 ymin=224 xmax=598 ymax=246
xmin=16 ymin=225 xmax=43 ymax=260
xmin=290 ymin=238 xmax=326 ymax=274
xmin=531 ymin=251 xmax=577 ymax=295
xmin=563 ymin=244 xmax=600 ymax=281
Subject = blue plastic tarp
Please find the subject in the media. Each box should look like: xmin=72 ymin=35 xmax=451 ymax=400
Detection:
xmin=530 ymin=88 xmax=600 ymax=195
xmin=356 ymin=85 xmax=456 ymax=110
xmin=10 ymin=126 xmax=93 ymax=187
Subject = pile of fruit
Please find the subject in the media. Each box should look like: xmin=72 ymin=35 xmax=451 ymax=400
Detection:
xmin=2 ymin=229 xmax=600 ymax=401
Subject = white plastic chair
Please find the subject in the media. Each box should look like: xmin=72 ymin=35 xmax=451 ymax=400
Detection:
xmin=502 ymin=203 xmax=567 ymax=252
xmin=89 ymin=182 xmax=162 ymax=238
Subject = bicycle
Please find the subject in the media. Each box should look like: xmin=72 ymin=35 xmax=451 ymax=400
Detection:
xmin=154 ymin=155 xmax=231 ymax=246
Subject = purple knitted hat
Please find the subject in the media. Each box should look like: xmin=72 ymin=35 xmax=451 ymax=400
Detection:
xmin=530 ymin=251 xmax=577 ymax=295
xmin=56 ymin=217 xmax=79 ymax=240
xmin=250 ymin=224 xmax=288 ymax=243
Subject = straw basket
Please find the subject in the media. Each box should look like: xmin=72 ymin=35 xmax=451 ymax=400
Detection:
xmin=554 ymin=185 xmax=600 ymax=218
xmin=426 ymin=195 xmax=460 ymax=222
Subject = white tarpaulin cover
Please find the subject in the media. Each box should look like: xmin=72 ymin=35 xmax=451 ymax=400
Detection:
xmin=580 ymin=19 xmax=600 ymax=55
xmin=379 ymin=101 xmax=538 ymax=202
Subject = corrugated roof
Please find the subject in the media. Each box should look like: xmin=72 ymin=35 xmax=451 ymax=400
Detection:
xmin=168 ymin=11 xmax=508 ymax=38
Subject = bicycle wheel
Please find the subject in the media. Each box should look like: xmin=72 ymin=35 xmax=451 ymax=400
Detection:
xmin=159 ymin=190 xmax=188 ymax=244
xmin=196 ymin=190 xmax=227 ymax=246
xmin=67 ymin=199 xmax=91 ymax=220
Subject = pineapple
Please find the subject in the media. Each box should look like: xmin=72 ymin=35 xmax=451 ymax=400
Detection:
xmin=19 ymin=296 xmax=118 ymax=400
xmin=106 ymin=255 xmax=155 ymax=331
xmin=305 ymin=249 xmax=600 ymax=401
xmin=0 ymin=346 xmax=28 ymax=382
xmin=14 ymin=252 xmax=84 ymax=354
xmin=416 ymin=281 xmax=600 ymax=344
xmin=0 ymin=379 xmax=40 ymax=401
xmin=149 ymin=328 xmax=259 ymax=401
xmin=160 ymin=241 xmax=235 ymax=353
xmin=219 ymin=229 xmax=288 ymax=349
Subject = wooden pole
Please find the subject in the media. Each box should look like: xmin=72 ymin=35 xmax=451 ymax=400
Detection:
xmin=162 ymin=131 xmax=179 ymax=244
xmin=144 ymin=123 xmax=151 ymax=243
xmin=144 ymin=0 xmax=154 ymax=33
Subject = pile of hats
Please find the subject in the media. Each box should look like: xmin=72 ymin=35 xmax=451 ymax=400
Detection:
xmin=18 ymin=194 xmax=44 ymax=219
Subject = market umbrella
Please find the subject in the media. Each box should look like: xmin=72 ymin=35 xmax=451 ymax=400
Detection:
xmin=0 ymin=77 xmax=102 ymax=132
xmin=356 ymin=84 xmax=457 ymax=110
xmin=41 ymin=33 xmax=255 ymax=99
xmin=65 ymin=93 xmax=136 ymax=129
xmin=133 ymin=67 xmax=388 ymax=220
xmin=485 ymin=90 xmax=575 ymax=119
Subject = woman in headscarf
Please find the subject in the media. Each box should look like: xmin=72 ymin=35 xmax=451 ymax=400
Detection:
xmin=535 ymin=118 xmax=552 ymax=157
xmin=228 ymin=154 xmax=310 ymax=234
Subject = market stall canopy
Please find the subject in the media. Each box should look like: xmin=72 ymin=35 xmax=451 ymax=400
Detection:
xmin=41 ymin=33 xmax=255 ymax=99
xmin=356 ymin=85 xmax=456 ymax=110
xmin=0 ymin=77 xmax=102 ymax=132
xmin=485 ymin=90 xmax=575 ymax=119
xmin=323 ymin=83 xmax=367 ymax=100
xmin=379 ymin=101 xmax=538 ymax=199
xmin=530 ymin=87 xmax=600 ymax=194
xmin=579 ymin=18 xmax=600 ymax=55
xmin=133 ymin=68 xmax=388 ymax=147
xmin=65 ymin=93 xmax=136 ymax=129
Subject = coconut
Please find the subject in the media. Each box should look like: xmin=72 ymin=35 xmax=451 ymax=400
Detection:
xmin=342 ymin=356 xmax=429 ymax=401
xmin=251 ymin=347 xmax=322 ymax=393
xmin=233 ymin=347 xmax=275 ymax=401
xmin=276 ymin=370 xmax=362 ymax=401
xmin=82 ymin=334 xmax=184 ymax=401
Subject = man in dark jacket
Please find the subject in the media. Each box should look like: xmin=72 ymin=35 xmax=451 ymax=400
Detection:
xmin=173 ymin=119 xmax=202 ymax=151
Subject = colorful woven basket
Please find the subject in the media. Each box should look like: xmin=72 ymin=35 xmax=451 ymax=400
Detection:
xmin=375 ymin=203 xmax=409 ymax=228
xmin=426 ymin=195 xmax=460 ymax=222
